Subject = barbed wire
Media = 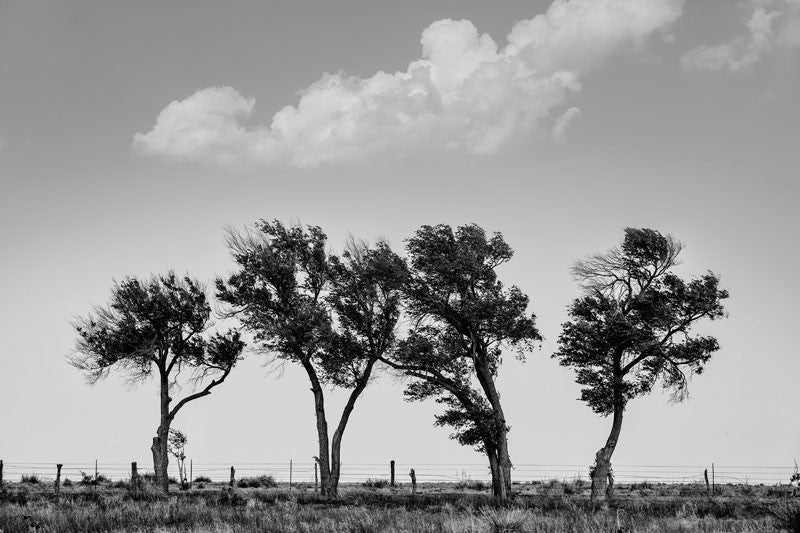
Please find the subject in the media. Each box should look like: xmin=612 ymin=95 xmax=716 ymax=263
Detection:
xmin=2 ymin=461 xmax=796 ymax=485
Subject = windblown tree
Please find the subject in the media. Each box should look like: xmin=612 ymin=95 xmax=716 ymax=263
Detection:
xmin=380 ymin=224 xmax=541 ymax=502
xmin=554 ymin=228 xmax=728 ymax=503
xmin=71 ymin=273 xmax=245 ymax=493
xmin=216 ymin=220 xmax=405 ymax=498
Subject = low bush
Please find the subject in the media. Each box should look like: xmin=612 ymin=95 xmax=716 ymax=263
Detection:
xmin=21 ymin=474 xmax=40 ymax=484
xmin=454 ymin=479 xmax=488 ymax=491
xmin=362 ymin=478 xmax=390 ymax=489
xmin=194 ymin=475 xmax=212 ymax=483
xmin=237 ymin=475 xmax=277 ymax=488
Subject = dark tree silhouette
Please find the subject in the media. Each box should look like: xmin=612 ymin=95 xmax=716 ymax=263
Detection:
xmin=71 ymin=273 xmax=244 ymax=493
xmin=379 ymin=224 xmax=541 ymax=502
xmin=554 ymin=228 xmax=728 ymax=503
xmin=216 ymin=221 xmax=405 ymax=498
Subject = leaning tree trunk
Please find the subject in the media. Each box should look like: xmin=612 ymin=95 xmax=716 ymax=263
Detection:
xmin=302 ymin=358 xmax=332 ymax=497
xmin=591 ymin=402 xmax=624 ymax=504
xmin=474 ymin=356 xmax=513 ymax=501
xmin=485 ymin=442 xmax=507 ymax=501
xmin=329 ymin=360 xmax=376 ymax=498
xmin=496 ymin=426 xmax=513 ymax=497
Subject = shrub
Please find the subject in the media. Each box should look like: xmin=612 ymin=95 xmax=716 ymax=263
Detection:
xmin=194 ymin=476 xmax=212 ymax=483
xmin=362 ymin=478 xmax=390 ymax=489
xmin=78 ymin=471 xmax=109 ymax=486
xmin=62 ymin=478 xmax=73 ymax=487
xmin=21 ymin=474 xmax=40 ymax=484
xmin=455 ymin=479 xmax=488 ymax=491
xmin=237 ymin=475 xmax=277 ymax=489
xmin=773 ymin=503 xmax=800 ymax=533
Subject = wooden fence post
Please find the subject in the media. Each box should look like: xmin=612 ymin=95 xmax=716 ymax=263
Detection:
xmin=230 ymin=466 xmax=235 ymax=488
xmin=390 ymin=460 xmax=395 ymax=488
xmin=0 ymin=459 xmax=4 ymax=489
xmin=314 ymin=460 xmax=319 ymax=495
xmin=189 ymin=460 xmax=193 ymax=490
xmin=289 ymin=459 xmax=293 ymax=494
xmin=409 ymin=468 xmax=417 ymax=495
xmin=704 ymin=468 xmax=710 ymax=498
xmin=131 ymin=462 xmax=139 ymax=492
xmin=55 ymin=464 xmax=63 ymax=493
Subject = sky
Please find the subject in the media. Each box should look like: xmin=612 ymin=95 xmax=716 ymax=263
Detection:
xmin=1 ymin=0 xmax=799 ymax=482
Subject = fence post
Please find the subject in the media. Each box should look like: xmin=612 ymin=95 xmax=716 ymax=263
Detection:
xmin=704 ymin=468 xmax=709 ymax=498
xmin=230 ymin=466 xmax=235 ymax=488
xmin=409 ymin=468 xmax=417 ymax=495
xmin=189 ymin=460 xmax=193 ymax=490
xmin=55 ymin=464 xmax=63 ymax=494
xmin=390 ymin=460 xmax=395 ymax=488
xmin=712 ymin=463 xmax=715 ymax=495
xmin=289 ymin=459 xmax=293 ymax=494
xmin=131 ymin=462 xmax=139 ymax=492
xmin=94 ymin=459 xmax=98 ymax=492
xmin=0 ymin=459 xmax=3 ymax=488
xmin=314 ymin=460 xmax=319 ymax=495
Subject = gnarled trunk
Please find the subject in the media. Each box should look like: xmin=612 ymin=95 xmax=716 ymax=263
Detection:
xmin=590 ymin=403 xmax=624 ymax=503
xmin=151 ymin=429 xmax=170 ymax=493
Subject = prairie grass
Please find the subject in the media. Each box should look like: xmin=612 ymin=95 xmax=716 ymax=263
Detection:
xmin=0 ymin=482 xmax=790 ymax=532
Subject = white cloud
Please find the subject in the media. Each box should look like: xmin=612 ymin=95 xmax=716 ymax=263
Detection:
xmin=134 ymin=0 xmax=685 ymax=168
xmin=681 ymin=0 xmax=800 ymax=72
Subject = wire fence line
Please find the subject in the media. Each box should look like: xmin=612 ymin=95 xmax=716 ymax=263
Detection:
xmin=2 ymin=461 xmax=796 ymax=485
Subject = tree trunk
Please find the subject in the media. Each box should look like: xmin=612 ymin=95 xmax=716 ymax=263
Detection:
xmin=486 ymin=444 xmax=505 ymax=500
xmin=301 ymin=358 xmax=331 ymax=497
xmin=152 ymin=371 xmax=171 ymax=493
xmin=590 ymin=403 xmax=624 ymax=504
xmin=151 ymin=427 xmax=170 ymax=493
xmin=474 ymin=356 xmax=512 ymax=501
xmin=329 ymin=359 xmax=376 ymax=498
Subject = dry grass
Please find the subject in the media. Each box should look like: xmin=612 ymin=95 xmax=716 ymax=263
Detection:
xmin=0 ymin=481 xmax=792 ymax=532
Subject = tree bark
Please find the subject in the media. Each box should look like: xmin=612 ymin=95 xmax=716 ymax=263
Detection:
xmin=329 ymin=359 xmax=376 ymax=498
xmin=152 ymin=370 xmax=171 ymax=493
xmin=590 ymin=403 xmax=624 ymax=504
xmin=474 ymin=355 xmax=512 ymax=501
xmin=301 ymin=358 xmax=331 ymax=497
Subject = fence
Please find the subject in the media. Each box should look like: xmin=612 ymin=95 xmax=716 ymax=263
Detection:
xmin=1 ymin=460 xmax=796 ymax=486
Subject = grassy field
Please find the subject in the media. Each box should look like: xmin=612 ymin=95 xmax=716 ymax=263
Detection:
xmin=1 ymin=479 xmax=798 ymax=532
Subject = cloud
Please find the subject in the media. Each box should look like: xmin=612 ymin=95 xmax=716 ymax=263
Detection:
xmin=134 ymin=0 xmax=684 ymax=168
xmin=553 ymin=107 xmax=582 ymax=144
xmin=681 ymin=0 xmax=800 ymax=72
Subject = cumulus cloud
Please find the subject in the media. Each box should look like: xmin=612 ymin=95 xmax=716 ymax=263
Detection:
xmin=134 ymin=0 xmax=684 ymax=168
xmin=681 ymin=0 xmax=800 ymax=72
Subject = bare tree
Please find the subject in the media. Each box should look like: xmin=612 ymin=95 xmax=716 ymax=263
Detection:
xmin=71 ymin=272 xmax=244 ymax=493
xmin=554 ymin=228 xmax=728 ymax=503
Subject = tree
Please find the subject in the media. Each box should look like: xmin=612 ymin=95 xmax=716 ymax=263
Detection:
xmin=216 ymin=220 xmax=405 ymax=497
xmin=167 ymin=428 xmax=189 ymax=489
xmin=71 ymin=273 xmax=245 ymax=493
xmin=379 ymin=224 xmax=541 ymax=501
xmin=553 ymin=228 xmax=728 ymax=503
